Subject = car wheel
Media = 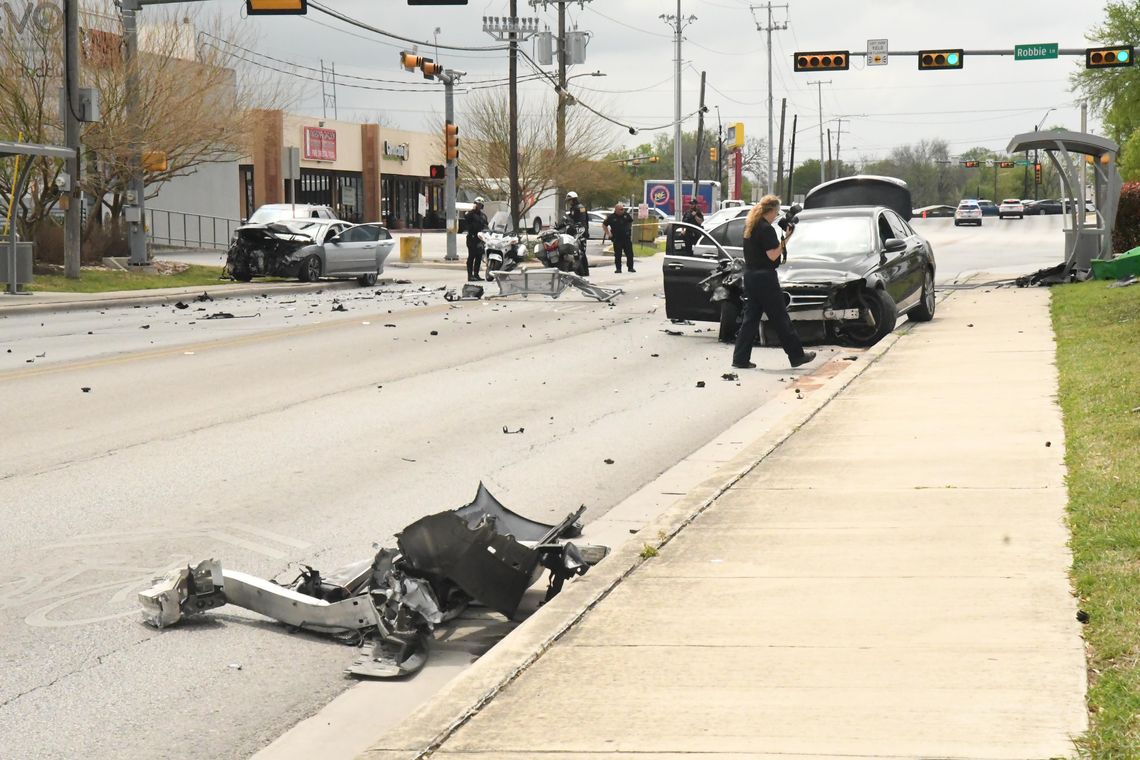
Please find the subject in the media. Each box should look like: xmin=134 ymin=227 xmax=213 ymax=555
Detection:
xmin=233 ymin=267 xmax=253 ymax=283
xmin=718 ymin=299 xmax=740 ymax=343
xmin=842 ymin=288 xmax=898 ymax=347
xmin=358 ymin=272 xmax=378 ymax=287
xmin=532 ymin=217 xmax=542 ymax=234
xmin=299 ymin=255 xmax=321 ymax=282
xmin=954 ymin=221 xmax=960 ymax=227
xmin=909 ymin=268 xmax=936 ymax=323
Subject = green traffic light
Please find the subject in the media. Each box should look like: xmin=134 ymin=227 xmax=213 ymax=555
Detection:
xmin=947 ymin=52 xmax=960 ymax=65
xmin=1118 ymin=50 xmax=1130 ymax=63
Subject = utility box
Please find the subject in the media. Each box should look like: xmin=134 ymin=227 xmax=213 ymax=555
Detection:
xmin=0 ymin=242 xmax=34 ymax=288
xmin=399 ymin=236 xmax=422 ymax=263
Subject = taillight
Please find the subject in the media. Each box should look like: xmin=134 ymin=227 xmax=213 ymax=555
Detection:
xmin=545 ymin=240 xmax=559 ymax=252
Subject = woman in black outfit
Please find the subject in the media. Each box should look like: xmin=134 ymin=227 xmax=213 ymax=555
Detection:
xmin=731 ymin=194 xmax=817 ymax=369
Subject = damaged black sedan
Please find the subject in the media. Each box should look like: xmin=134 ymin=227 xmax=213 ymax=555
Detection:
xmin=664 ymin=176 xmax=936 ymax=347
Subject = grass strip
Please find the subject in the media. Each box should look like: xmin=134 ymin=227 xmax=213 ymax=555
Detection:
xmin=1052 ymin=280 xmax=1140 ymax=757
xmin=28 ymin=265 xmax=229 ymax=293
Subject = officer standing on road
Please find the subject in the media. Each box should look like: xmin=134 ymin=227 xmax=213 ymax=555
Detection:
xmin=464 ymin=197 xmax=489 ymax=282
xmin=603 ymin=203 xmax=635 ymax=273
xmin=681 ymin=201 xmax=704 ymax=254
xmin=732 ymin=195 xmax=817 ymax=370
xmin=565 ymin=191 xmax=590 ymax=276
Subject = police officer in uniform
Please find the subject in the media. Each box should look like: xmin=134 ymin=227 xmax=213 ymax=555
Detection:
xmin=564 ymin=191 xmax=590 ymax=276
xmin=603 ymin=202 xmax=635 ymax=273
xmin=732 ymin=195 xmax=817 ymax=370
xmin=464 ymin=197 xmax=488 ymax=282
xmin=681 ymin=201 xmax=704 ymax=254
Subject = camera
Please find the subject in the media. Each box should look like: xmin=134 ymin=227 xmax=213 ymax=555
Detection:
xmin=777 ymin=203 xmax=802 ymax=232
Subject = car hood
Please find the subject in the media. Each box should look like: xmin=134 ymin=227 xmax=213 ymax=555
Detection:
xmin=777 ymin=251 xmax=874 ymax=285
xmin=234 ymin=222 xmax=316 ymax=248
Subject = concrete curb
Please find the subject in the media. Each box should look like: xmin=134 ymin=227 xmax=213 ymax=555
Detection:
xmin=0 ymin=279 xmax=365 ymax=317
xmin=361 ymin=329 xmax=906 ymax=759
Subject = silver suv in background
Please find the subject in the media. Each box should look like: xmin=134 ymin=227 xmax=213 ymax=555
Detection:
xmin=954 ymin=200 xmax=983 ymax=227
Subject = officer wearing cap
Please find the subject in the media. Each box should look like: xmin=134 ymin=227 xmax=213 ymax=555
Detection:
xmin=464 ymin=197 xmax=489 ymax=282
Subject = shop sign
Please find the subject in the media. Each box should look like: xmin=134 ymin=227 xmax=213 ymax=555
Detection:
xmin=383 ymin=141 xmax=409 ymax=162
xmin=303 ymin=126 xmax=337 ymax=161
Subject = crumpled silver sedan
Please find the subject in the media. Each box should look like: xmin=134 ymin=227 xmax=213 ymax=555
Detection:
xmin=292 ymin=222 xmax=396 ymax=286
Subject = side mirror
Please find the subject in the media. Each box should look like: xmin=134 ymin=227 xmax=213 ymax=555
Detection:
xmin=883 ymin=238 xmax=906 ymax=253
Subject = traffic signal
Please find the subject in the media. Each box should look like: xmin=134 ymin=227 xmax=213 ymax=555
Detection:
xmin=709 ymin=147 xmax=717 ymax=162
xmin=245 ymin=0 xmax=307 ymax=14
xmin=1086 ymin=46 xmax=1133 ymax=68
xmin=793 ymin=51 xmax=849 ymax=72
xmin=400 ymin=52 xmax=422 ymax=71
xmin=429 ymin=164 xmax=445 ymax=180
xmin=998 ymin=161 xmax=1016 ymax=169
xmin=960 ymin=160 xmax=979 ymax=168
xmin=444 ymin=122 xmax=459 ymax=161
xmin=649 ymin=156 xmax=659 ymax=163
xmin=918 ymin=49 xmax=963 ymax=70
xmin=421 ymin=58 xmax=443 ymax=79
xmin=1035 ymin=162 xmax=1042 ymax=185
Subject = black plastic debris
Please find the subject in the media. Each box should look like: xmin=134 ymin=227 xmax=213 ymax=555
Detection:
xmin=1076 ymin=610 xmax=1090 ymax=624
xmin=140 ymin=324 xmax=150 ymax=329
xmin=384 ymin=323 xmax=397 ymax=328
xmin=332 ymin=303 xmax=348 ymax=312
xmin=695 ymin=381 xmax=706 ymax=388
xmin=174 ymin=301 xmax=189 ymax=310
xmin=204 ymin=312 xmax=235 ymax=320
xmin=721 ymin=373 xmax=738 ymax=381
xmin=603 ymin=458 xmax=615 ymax=464
xmin=650 ymin=353 xmax=660 ymax=358
xmin=670 ymin=319 xmax=695 ymax=325
xmin=502 ymin=426 xmax=525 ymax=434
xmin=81 ymin=387 xmax=91 ymax=393
xmin=430 ymin=330 xmax=438 ymax=336
xmin=394 ymin=279 xmax=413 ymax=285
xmin=195 ymin=292 xmax=213 ymax=302
xmin=843 ymin=355 xmax=858 ymax=361
xmin=663 ymin=329 xmax=683 ymax=336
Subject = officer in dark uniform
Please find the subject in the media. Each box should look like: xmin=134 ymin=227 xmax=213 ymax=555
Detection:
xmin=603 ymin=203 xmax=635 ymax=273
xmin=732 ymin=195 xmax=817 ymax=370
xmin=565 ymin=191 xmax=590 ymax=276
xmin=464 ymin=197 xmax=488 ymax=282
xmin=681 ymin=201 xmax=704 ymax=254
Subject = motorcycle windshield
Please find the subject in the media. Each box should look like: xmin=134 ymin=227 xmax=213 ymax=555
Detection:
xmin=489 ymin=211 xmax=513 ymax=234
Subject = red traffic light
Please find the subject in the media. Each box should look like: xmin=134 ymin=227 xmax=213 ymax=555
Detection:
xmin=960 ymin=160 xmax=979 ymax=168
xmin=998 ymin=161 xmax=1016 ymax=169
xmin=429 ymin=164 xmax=446 ymax=180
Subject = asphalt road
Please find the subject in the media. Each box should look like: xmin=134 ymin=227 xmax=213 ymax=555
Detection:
xmin=0 ymin=217 xmax=1063 ymax=759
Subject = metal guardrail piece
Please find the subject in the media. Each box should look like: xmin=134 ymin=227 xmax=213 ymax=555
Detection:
xmin=489 ymin=267 xmax=623 ymax=302
xmin=146 ymin=208 xmax=241 ymax=251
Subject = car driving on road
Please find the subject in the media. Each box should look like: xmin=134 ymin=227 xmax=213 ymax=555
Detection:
xmin=954 ymin=200 xmax=983 ymax=226
xmin=663 ymin=175 xmax=936 ymax=348
xmin=998 ymin=199 xmax=1025 ymax=219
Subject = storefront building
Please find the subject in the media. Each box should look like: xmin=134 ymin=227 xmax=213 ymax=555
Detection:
xmin=241 ymin=111 xmax=443 ymax=229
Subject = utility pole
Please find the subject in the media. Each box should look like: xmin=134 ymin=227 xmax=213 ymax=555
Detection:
xmin=320 ymin=60 xmax=338 ymax=120
xmin=692 ymin=71 xmax=706 ymax=183
xmin=786 ymin=113 xmax=797 ymax=200
xmin=775 ymin=97 xmax=786 ymax=197
xmin=716 ymin=106 xmax=724 ymax=190
xmin=834 ymin=116 xmax=849 ymax=179
xmin=661 ymin=3 xmax=696 ymax=221
xmin=485 ymin=14 xmax=539 ymax=234
xmin=826 ymin=127 xmax=833 ymax=180
xmin=752 ymin=2 xmax=787 ymax=193
xmin=120 ymin=0 xmax=148 ymax=266
xmin=443 ymin=72 xmax=462 ymax=261
xmin=63 ymin=0 xmax=81 ymax=278
xmin=806 ymin=79 xmax=830 ymax=186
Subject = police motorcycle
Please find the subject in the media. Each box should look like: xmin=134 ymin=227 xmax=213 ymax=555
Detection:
xmin=694 ymin=205 xmax=800 ymax=342
xmin=533 ymin=214 xmax=589 ymax=276
xmin=479 ymin=211 xmax=526 ymax=279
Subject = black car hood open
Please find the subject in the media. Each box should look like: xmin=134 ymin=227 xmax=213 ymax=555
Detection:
xmin=804 ymin=175 xmax=913 ymax=221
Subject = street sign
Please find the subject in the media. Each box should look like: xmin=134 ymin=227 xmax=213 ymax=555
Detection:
xmin=281 ymin=146 xmax=300 ymax=180
xmin=1014 ymin=43 xmax=1058 ymax=61
xmin=868 ymin=38 xmax=888 ymax=66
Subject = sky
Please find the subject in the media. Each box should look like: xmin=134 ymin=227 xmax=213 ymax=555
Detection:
xmin=204 ymin=0 xmax=1116 ymax=166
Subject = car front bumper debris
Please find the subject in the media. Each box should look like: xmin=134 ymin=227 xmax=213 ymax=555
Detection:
xmin=138 ymin=483 xmax=608 ymax=678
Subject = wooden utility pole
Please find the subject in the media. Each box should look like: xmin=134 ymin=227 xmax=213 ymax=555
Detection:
xmin=692 ymin=71 xmax=706 ymax=183
xmin=786 ymin=114 xmax=797 ymax=200
xmin=775 ymin=98 xmax=786 ymax=197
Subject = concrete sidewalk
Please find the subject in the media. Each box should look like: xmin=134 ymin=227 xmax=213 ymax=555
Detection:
xmin=363 ymin=285 xmax=1087 ymax=759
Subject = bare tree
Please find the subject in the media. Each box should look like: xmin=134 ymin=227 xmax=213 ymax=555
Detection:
xmin=452 ymin=88 xmax=616 ymax=217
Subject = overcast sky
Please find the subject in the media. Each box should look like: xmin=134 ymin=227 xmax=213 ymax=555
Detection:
xmin=215 ymin=0 xmax=1115 ymax=164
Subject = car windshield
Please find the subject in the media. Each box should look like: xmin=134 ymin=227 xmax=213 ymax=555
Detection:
xmin=249 ymin=206 xmax=298 ymax=224
xmin=785 ymin=216 xmax=873 ymax=257
xmin=958 ymin=202 xmax=978 ymax=208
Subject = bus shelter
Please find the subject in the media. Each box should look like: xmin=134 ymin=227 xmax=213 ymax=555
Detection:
xmin=1 ymin=140 xmax=75 ymax=295
xmin=1007 ymin=130 xmax=1121 ymax=276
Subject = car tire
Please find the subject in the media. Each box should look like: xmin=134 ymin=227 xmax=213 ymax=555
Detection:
xmin=532 ymin=217 xmax=542 ymax=234
xmin=718 ymin=299 xmax=741 ymax=343
xmin=358 ymin=272 xmax=378 ymax=287
xmin=233 ymin=267 xmax=253 ymax=283
xmin=909 ymin=268 xmax=936 ymax=323
xmin=299 ymin=255 xmax=321 ymax=282
xmin=843 ymin=288 xmax=898 ymax=348
xmin=954 ymin=221 xmax=960 ymax=227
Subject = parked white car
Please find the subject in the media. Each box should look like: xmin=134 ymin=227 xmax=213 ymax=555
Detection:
xmin=998 ymin=199 xmax=1025 ymax=219
xmin=245 ymin=203 xmax=338 ymax=224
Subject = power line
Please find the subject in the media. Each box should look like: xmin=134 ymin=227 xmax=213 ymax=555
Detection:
xmin=307 ymin=1 xmax=509 ymax=53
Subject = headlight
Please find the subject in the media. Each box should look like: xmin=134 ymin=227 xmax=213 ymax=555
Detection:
xmin=730 ymin=258 xmax=744 ymax=272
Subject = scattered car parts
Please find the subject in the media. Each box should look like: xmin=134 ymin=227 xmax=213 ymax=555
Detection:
xmin=490 ymin=268 xmax=623 ymax=302
xmin=138 ymin=484 xmax=608 ymax=678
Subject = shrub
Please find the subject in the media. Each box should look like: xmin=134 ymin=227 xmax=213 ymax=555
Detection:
xmin=1115 ymin=181 xmax=1140 ymax=254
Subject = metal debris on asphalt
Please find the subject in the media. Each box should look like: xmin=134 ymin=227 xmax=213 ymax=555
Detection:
xmin=695 ymin=381 xmax=706 ymax=388
xmin=194 ymin=292 xmax=213 ymax=302
xmin=81 ymin=387 xmax=91 ymax=393
xmin=137 ymin=484 xmax=608 ymax=679
xmin=502 ymin=426 xmax=525 ymax=434
xmin=662 ymin=329 xmax=683 ymax=336
xmin=332 ymin=303 xmax=348 ymax=312
xmin=603 ymin=458 xmax=614 ymax=464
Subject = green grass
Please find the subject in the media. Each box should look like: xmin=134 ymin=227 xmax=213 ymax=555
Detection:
xmin=633 ymin=239 xmax=667 ymax=257
xmin=28 ymin=265 xmax=229 ymax=293
xmin=1052 ymin=280 xmax=1140 ymax=757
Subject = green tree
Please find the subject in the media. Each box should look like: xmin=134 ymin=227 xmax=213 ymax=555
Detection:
xmin=1072 ymin=1 xmax=1140 ymax=175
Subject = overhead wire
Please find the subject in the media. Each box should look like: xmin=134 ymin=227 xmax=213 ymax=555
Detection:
xmin=307 ymin=1 xmax=510 ymax=52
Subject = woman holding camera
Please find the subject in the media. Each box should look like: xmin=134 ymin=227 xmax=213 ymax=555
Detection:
xmin=731 ymin=195 xmax=817 ymax=370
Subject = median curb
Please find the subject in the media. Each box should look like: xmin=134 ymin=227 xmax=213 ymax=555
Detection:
xmin=360 ymin=327 xmax=907 ymax=759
